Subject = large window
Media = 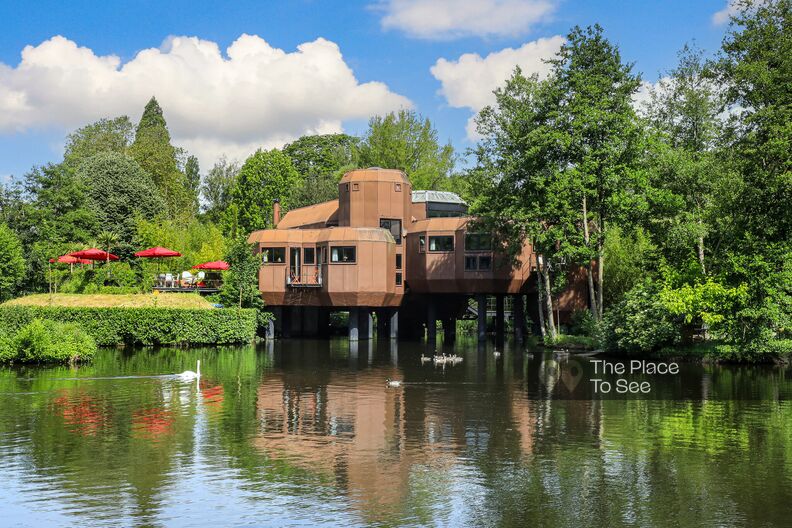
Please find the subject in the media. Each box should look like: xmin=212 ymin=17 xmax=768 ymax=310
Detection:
xmin=465 ymin=233 xmax=492 ymax=251
xmin=464 ymin=254 xmax=492 ymax=271
xmin=418 ymin=236 xmax=425 ymax=253
xmin=304 ymin=247 xmax=315 ymax=264
xmin=464 ymin=255 xmax=478 ymax=270
xmin=261 ymin=247 xmax=286 ymax=264
xmin=380 ymin=219 xmax=402 ymax=245
xmin=429 ymin=235 xmax=454 ymax=252
xmin=396 ymin=272 xmax=403 ymax=286
xmin=478 ymin=255 xmax=492 ymax=270
xmin=330 ymin=246 xmax=356 ymax=263
xmin=396 ymin=254 xmax=402 ymax=270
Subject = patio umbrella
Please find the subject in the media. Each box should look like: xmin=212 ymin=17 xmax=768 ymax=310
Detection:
xmin=192 ymin=261 xmax=230 ymax=270
xmin=69 ymin=248 xmax=120 ymax=261
xmin=134 ymin=246 xmax=182 ymax=275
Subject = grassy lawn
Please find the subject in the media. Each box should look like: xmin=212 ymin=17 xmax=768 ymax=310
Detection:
xmin=4 ymin=293 xmax=213 ymax=309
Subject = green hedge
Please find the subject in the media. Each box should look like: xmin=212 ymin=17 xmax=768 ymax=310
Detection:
xmin=0 ymin=306 xmax=256 ymax=346
xmin=11 ymin=319 xmax=96 ymax=364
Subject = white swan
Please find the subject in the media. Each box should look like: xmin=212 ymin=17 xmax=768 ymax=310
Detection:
xmin=386 ymin=378 xmax=402 ymax=388
xmin=178 ymin=360 xmax=201 ymax=381
xmin=493 ymin=350 xmax=501 ymax=358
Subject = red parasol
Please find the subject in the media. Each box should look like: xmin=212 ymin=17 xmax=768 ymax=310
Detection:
xmin=49 ymin=255 xmax=92 ymax=265
xmin=68 ymin=248 xmax=120 ymax=261
xmin=192 ymin=261 xmax=230 ymax=270
xmin=134 ymin=246 xmax=182 ymax=258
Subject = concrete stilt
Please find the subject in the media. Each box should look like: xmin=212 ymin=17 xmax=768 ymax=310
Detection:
xmin=359 ymin=309 xmax=372 ymax=340
xmin=427 ymin=301 xmax=437 ymax=343
xmin=389 ymin=309 xmax=399 ymax=339
xmin=495 ymin=294 xmax=505 ymax=344
xmin=265 ymin=317 xmax=275 ymax=340
xmin=349 ymin=307 xmax=360 ymax=342
xmin=513 ymin=294 xmax=525 ymax=344
xmin=376 ymin=310 xmax=388 ymax=338
xmin=477 ymin=294 xmax=487 ymax=343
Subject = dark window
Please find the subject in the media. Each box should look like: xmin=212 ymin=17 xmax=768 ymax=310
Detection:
xmin=478 ymin=255 xmax=492 ymax=270
xmin=464 ymin=255 xmax=478 ymax=270
xmin=352 ymin=182 xmax=360 ymax=191
xmin=344 ymin=183 xmax=350 ymax=192
xmin=304 ymin=247 xmax=315 ymax=264
xmin=465 ymin=233 xmax=492 ymax=251
xmin=418 ymin=236 xmax=425 ymax=253
xmin=429 ymin=236 xmax=454 ymax=252
xmin=330 ymin=246 xmax=356 ymax=263
xmin=380 ymin=219 xmax=402 ymax=245
xmin=396 ymin=272 xmax=403 ymax=286
xmin=262 ymin=247 xmax=286 ymax=264
xmin=396 ymin=254 xmax=402 ymax=270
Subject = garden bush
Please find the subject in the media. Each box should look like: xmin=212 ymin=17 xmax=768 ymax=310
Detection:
xmin=0 ymin=306 xmax=257 ymax=346
xmin=11 ymin=319 xmax=96 ymax=364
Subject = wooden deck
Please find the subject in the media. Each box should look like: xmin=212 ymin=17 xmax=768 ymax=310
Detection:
xmin=153 ymin=286 xmax=220 ymax=294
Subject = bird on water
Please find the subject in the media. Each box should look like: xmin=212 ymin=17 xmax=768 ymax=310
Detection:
xmin=178 ymin=360 xmax=201 ymax=381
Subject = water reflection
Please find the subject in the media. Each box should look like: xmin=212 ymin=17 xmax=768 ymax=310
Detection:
xmin=0 ymin=340 xmax=790 ymax=527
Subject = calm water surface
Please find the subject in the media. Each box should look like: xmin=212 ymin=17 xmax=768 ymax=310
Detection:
xmin=1 ymin=339 xmax=791 ymax=527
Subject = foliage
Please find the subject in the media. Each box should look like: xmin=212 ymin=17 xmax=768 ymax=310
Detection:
xmin=216 ymin=239 xmax=269 ymax=334
xmin=0 ymin=306 xmax=257 ymax=346
xmin=285 ymin=133 xmax=359 ymax=207
xmin=358 ymin=109 xmax=455 ymax=190
xmin=567 ymin=309 xmax=600 ymax=339
xmin=128 ymin=97 xmax=194 ymax=216
xmin=77 ymin=152 xmax=166 ymax=241
xmin=9 ymin=319 xmax=96 ymax=364
xmin=659 ymin=277 xmax=749 ymax=339
xmin=201 ymin=156 xmax=240 ymax=223
xmin=602 ymin=225 xmax=657 ymax=306
xmin=601 ymin=281 xmax=682 ymax=354
xmin=63 ymin=116 xmax=134 ymax=172
xmin=135 ymin=216 xmax=227 ymax=275
xmin=184 ymin=155 xmax=201 ymax=211
xmin=0 ymin=223 xmax=26 ymax=301
xmin=227 ymin=149 xmax=302 ymax=236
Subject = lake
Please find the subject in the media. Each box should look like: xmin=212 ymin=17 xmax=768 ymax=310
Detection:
xmin=1 ymin=339 xmax=791 ymax=527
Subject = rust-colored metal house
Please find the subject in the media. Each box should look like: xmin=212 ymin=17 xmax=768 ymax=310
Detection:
xmin=248 ymin=168 xmax=586 ymax=340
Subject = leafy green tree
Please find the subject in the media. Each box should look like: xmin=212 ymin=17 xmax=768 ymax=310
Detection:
xmin=77 ymin=152 xmax=166 ymax=243
xmin=184 ymin=155 xmax=201 ymax=210
xmin=0 ymin=223 xmax=26 ymax=300
xmin=63 ymin=116 xmax=134 ymax=172
xmin=358 ymin=109 xmax=455 ymax=190
xmin=201 ymin=157 xmax=239 ymax=223
xmin=284 ymin=134 xmax=359 ymax=207
xmin=217 ymin=239 xmax=269 ymax=334
xmin=129 ymin=97 xmax=193 ymax=216
xmin=227 ymin=149 xmax=302 ymax=236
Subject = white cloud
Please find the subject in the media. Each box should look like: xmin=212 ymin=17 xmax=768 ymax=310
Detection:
xmin=713 ymin=0 xmax=739 ymax=24
xmin=0 ymin=35 xmax=412 ymax=168
xmin=375 ymin=0 xmax=557 ymax=40
xmin=430 ymin=36 xmax=564 ymax=140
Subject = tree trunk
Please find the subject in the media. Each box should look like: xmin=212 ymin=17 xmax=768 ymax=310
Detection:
xmin=535 ymin=253 xmax=546 ymax=339
xmin=698 ymin=219 xmax=706 ymax=274
xmin=583 ymin=196 xmax=598 ymax=319
xmin=540 ymin=255 xmax=557 ymax=340
xmin=597 ymin=237 xmax=604 ymax=320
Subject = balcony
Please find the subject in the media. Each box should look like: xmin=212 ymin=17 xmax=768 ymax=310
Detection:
xmin=286 ymin=266 xmax=323 ymax=288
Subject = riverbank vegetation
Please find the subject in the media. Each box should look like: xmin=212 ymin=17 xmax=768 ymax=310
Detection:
xmin=470 ymin=2 xmax=790 ymax=362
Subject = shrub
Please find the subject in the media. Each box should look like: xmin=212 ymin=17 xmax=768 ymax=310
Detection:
xmin=568 ymin=309 xmax=600 ymax=338
xmin=11 ymin=319 xmax=96 ymax=364
xmin=0 ymin=306 xmax=257 ymax=346
xmin=601 ymin=281 xmax=682 ymax=354
xmin=0 ymin=332 xmax=13 ymax=363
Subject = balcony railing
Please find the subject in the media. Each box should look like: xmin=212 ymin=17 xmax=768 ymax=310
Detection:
xmin=286 ymin=266 xmax=323 ymax=287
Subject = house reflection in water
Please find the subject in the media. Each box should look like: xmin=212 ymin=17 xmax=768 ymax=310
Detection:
xmin=253 ymin=366 xmax=538 ymax=523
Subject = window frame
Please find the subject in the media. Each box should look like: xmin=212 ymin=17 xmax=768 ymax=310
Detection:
xmin=428 ymin=235 xmax=455 ymax=252
xmin=395 ymin=254 xmax=402 ymax=270
xmin=380 ymin=218 xmax=402 ymax=245
xmin=478 ymin=255 xmax=492 ymax=271
xmin=261 ymin=247 xmax=286 ymax=264
xmin=303 ymin=247 xmax=316 ymax=265
xmin=396 ymin=272 xmax=403 ymax=286
xmin=330 ymin=246 xmax=357 ymax=264
xmin=464 ymin=255 xmax=478 ymax=271
xmin=465 ymin=233 xmax=493 ymax=252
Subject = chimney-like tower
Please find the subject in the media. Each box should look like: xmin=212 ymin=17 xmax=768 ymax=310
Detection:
xmin=273 ymin=199 xmax=281 ymax=226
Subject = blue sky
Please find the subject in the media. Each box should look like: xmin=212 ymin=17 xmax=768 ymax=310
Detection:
xmin=0 ymin=0 xmax=735 ymax=180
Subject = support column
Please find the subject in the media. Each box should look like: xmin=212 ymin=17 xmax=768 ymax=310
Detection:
xmin=495 ymin=294 xmax=505 ymax=344
xmin=477 ymin=294 xmax=487 ymax=343
xmin=376 ymin=309 xmax=388 ymax=338
xmin=427 ymin=301 xmax=437 ymax=343
xmin=513 ymin=294 xmax=525 ymax=344
xmin=389 ymin=309 xmax=399 ymax=339
xmin=443 ymin=318 xmax=456 ymax=343
xmin=359 ymin=309 xmax=372 ymax=340
xmin=349 ymin=307 xmax=359 ymax=342
xmin=265 ymin=317 xmax=275 ymax=340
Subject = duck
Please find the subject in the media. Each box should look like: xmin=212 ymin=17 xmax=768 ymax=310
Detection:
xmin=177 ymin=360 xmax=201 ymax=381
xmin=493 ymin=350 xmax=502 ymax=359
xmin=420 ymin=354 xmax=431 ymax=364
xmin=386 ymin=378 xmax=403 ymax=388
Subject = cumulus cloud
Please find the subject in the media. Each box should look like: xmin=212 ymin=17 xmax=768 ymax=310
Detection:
xmin=0 ymin=35 xmax=411 ymax=167
xmin=712 ymin=0 xmax=739 ymax=24
xmin=430 ymin=36 xmax=564 ymax=139
xmin=375 ymin=0 xmax=557 ymax=40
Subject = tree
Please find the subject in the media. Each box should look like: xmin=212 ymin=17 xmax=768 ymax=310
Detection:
xmin=77 ymin=152 xmax=166 ymax=242
xmin=129 ymin=97 xmax=193 ymax=216
xmin=546 ymin=24 xmax=645 ymax=320
xmin=63 ymin=116 xmax=134 ymax=172
xmin=284 ymin=134 xmax=359 ymax=207
xmin=227 ymin=149 xmax=302 ymax=237
xmin=185 ymin=155 xmax=201 ymax=210
xmin=644 ymin=44 xmax=725 ymax=273
xmin=217 ymin=239 xmax=268 ymax=335
xmin=357 ymin=109 xmax=455 ymax=190
xmin=0 ymin=223 xmax=26 ymax=301
xmin=201 ymin=157 xmax=239 ymax=223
